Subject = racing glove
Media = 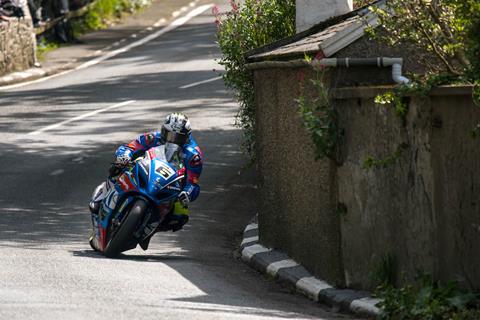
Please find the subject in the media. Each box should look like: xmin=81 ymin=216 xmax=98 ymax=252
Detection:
xmin=178 ymin=191 xmax=190 ymax=208
xmin=109 ymin=153 xmax=132 ymax=177
xmin=116 ymin=153 xmax=132 ymax=166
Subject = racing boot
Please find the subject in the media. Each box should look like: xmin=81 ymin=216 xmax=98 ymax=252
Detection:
xmin=157 ymin=202 xmax=190 ymax=232
xmin=139 ymin=236 xmax=152 ymax=251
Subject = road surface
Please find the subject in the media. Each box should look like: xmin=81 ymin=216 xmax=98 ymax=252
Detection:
xmin=0 ymin=3 xmax=359 ymax=319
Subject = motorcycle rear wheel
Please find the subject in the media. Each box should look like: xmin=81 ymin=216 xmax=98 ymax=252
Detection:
xmin=104 ymin=199 xmax=147 ymax=258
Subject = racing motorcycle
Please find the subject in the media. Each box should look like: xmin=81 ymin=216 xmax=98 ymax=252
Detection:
xmin=90 ymin=144 xmax=187 ymax=258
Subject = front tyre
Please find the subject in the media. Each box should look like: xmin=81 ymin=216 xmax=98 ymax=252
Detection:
xmin=104 ymin=199 xmax=147 ymax=258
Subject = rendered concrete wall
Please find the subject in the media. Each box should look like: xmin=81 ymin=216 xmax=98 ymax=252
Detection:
xmin=254 ymin=67 xmax=344 ymax=286
xmin=0 ymin=14 xmax=35 ymax=76
xmin=336 ymin=92 xmax=436 ymax=290
xmin=253 ymin=64 xmax=480 ymax=290
xmin=296 ymin=0 xmax=353 ymax=33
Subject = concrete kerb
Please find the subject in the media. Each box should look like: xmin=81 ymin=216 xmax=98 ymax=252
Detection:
xmin=240 ymin=216 xmax=382 ymax=318
xmin=0 ymin=63 xmax=77 ymax=87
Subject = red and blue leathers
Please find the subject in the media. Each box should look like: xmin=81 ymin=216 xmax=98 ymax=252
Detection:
xmin=115 ymin=131 xmax=203 ymax=202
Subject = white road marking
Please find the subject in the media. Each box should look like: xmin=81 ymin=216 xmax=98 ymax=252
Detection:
xmin=76 ymin=4 xmax=213 ymax=70
xmin=0 ymin=4 xmax=213 ymax=90
xmin=266 ymin=259 xmax=299 ymax=277
xmin=179 ymin=76 xmax=222 ymax=89
xmin=50 ymin=169 xmax=65 ymax=176
xmin=28 ymin=100 xmax=136 ymax=136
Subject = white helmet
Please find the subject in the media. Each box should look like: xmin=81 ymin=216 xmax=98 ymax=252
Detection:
xmin=161 ymin=113 xmax=191 ymax=145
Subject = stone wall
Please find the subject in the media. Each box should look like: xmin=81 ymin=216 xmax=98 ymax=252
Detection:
xmin=0 ymin=14 xmax=35 ymax=76
xmin=253 ymin=65 xmax=480 ymax=290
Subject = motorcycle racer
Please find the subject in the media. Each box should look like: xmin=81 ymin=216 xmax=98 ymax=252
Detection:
xmin=89 ymin=113 xmax=203 ymax=250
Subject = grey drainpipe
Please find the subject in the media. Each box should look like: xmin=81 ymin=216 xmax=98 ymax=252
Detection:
xmin=245 ymin=57 xmax=410 ymax=85
xmin=314 ymin=57 xmax=410 ymax=84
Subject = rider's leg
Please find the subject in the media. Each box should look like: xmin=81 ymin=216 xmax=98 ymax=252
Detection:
xmin=157 ymin=201 xmax=190 ymax=232
xmin=137 ymin=202 xmax=189 ymax=251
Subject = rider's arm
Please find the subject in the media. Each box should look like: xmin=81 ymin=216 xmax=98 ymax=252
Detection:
xmin=115 ymin=131 xmax=162 ymax=160
xmin=182 ymin=141 xmax=203 ymax=202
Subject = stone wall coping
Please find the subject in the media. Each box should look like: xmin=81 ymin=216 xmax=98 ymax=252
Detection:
xmin=331 ymin=85 xmax=474 ymax=99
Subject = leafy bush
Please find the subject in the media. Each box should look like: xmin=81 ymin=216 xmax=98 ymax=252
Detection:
xmin=376 ymin=274 xmax=479 ymax=320
xmin=371 ymin=0 xmax=479 ymax=76
xmin=36 ymin=38 xmax=59 ymax=62
xmin=215 ymin=0 xmax=295 ymax=159
xmin=369 ymin=0 xmax=480 ymax=105
xmin=74 ymin=0 xmax=151 ymax=33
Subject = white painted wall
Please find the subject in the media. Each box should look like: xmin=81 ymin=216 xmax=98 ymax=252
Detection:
xmin=296 ymin=0 xmax=353 ymax=33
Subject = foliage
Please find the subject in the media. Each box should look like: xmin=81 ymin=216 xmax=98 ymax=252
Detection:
xmin=353 ymin=0 xmax=374 ymax=9
xmin=36 ymin=38 xmax=59 ymax=62
xmin=372 ymin=254 xmax=396 ymax=287
xmin=370 ymin=0 xmax=479 ymax=76
xmin=73 ymin=0 xmax=151 ymax=33
xmin=376 ymin=274 xmax=479 ymax=320
xmin=374 ymin=91 xmax=408 ymax=122
xmin=363 ymin=143 xmax=408 ymax=170
xmin=297 ymin=72 xmax=337 ymax=161
xmin=369 ymin=0 xmax=480 ymax=104
xmin=215 ymin=0 xmax=296 ymax=159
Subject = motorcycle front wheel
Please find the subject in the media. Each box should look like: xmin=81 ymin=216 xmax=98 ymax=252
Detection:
xmin=104 ymin=199 xmax=147 ymax=258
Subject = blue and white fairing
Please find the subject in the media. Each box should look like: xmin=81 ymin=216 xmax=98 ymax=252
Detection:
xmin=94 ymin=145 xmax=184 ymax=251
xmin=135 ymin=146 xmax=185 ymax=203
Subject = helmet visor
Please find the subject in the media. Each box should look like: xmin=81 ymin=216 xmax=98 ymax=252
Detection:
xmin=162 ymin=127 xmax=188 ymax=145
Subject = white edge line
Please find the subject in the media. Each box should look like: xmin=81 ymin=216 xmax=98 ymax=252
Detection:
xmin=0 ymin=4 xmax=214 ymax=90
xmin=179 ymin=76 xmax=222 ymax=89
xmin=75 ymin=4 xmax=214 ymax=71
xmin=28 ymin=100 xmax=136 ymax=136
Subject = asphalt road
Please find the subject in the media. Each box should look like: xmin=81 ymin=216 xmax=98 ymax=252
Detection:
xmin=0 ymin=3 xmax=359 ymax=320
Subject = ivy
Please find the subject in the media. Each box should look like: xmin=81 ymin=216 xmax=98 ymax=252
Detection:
xmin=374 ymin=91 xmax=408 ymax=123
xmin=297 ymin=71 xmax=337 ymax=161
xmin=363 ymin=143 xmax=408 ymax=170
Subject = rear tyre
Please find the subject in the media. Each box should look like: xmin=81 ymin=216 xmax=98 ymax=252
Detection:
xmin=104 ymin=199 xmax=147 ymax=258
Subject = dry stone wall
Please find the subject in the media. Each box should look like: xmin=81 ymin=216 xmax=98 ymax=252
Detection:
xmin=0 ymin=14 xmax=35 ymax=76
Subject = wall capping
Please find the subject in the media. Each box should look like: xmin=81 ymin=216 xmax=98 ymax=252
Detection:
xmin=331 ymin=85 xmax=474 ymax=99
